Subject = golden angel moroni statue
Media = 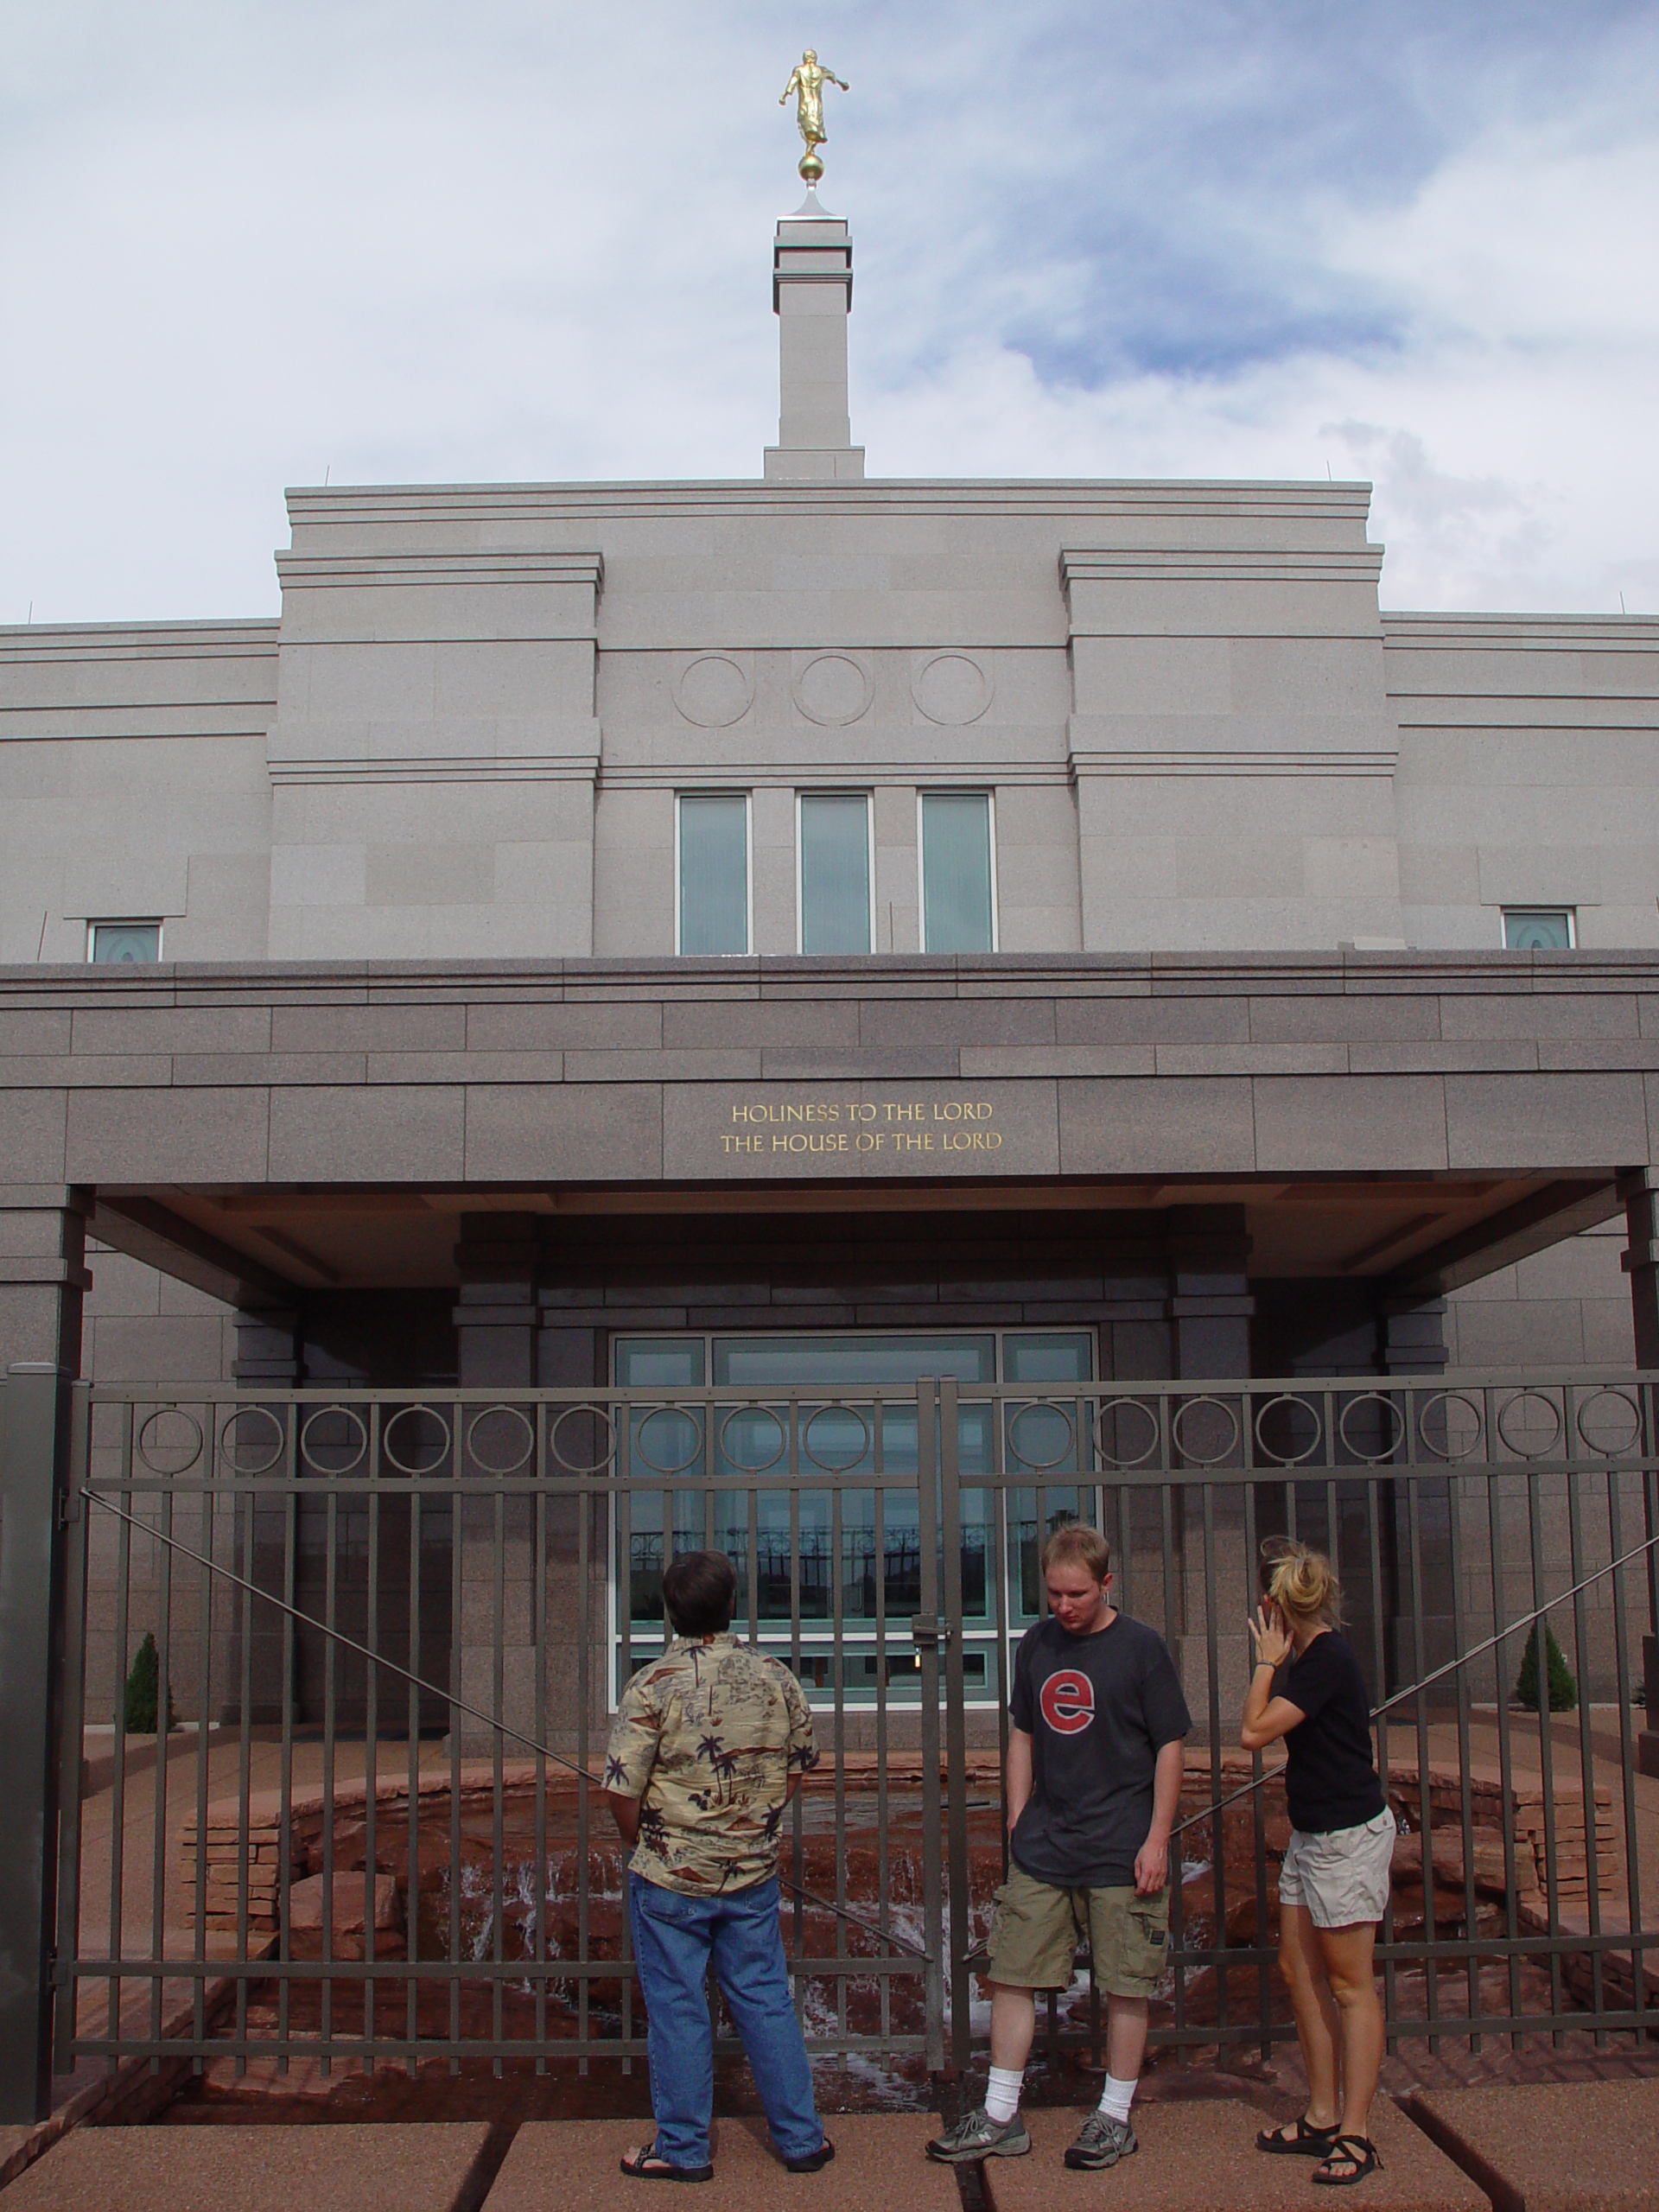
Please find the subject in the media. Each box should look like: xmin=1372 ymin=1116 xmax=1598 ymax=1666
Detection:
xmin=779 ymin=49 xmax=849 ymax=185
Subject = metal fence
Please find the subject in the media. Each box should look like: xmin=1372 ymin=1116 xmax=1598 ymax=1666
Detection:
xmin=35 ymin=1370 xmax=1659 ymax=2093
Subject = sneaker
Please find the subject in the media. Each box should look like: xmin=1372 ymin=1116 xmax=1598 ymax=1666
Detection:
xmin=782 ymin=2139 xmax=836 ymax=2174
xmin=1064 ymin=2112 xmax=1139 ymax=2171
xmin=925 ymin=2107 xmax=1032 ymax=2164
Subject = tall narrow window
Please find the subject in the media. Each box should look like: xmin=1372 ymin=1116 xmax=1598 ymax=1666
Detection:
xmin=920 ymin=791 xmax=995 ymax=953
xmin=1502 ymin=907 xmax=1574 ymax=950
xmin=89 ymin=922 xmax=162 ymax=963
xmin=798 ymin=792 xmax=871 ymax=954
xmin=677 ymin=794 xmax=749 ymax=955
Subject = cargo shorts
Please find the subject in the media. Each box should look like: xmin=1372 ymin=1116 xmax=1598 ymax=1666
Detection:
xmin=985 ymin=1862 xmax=1171 ymax=1999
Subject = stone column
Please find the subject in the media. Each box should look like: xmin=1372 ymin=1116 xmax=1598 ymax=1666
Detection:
xmin=763 ymin=192 xmax=865 ymax=483
xmin=1164 ymin=1207 xmax=1254 ymax=1726
xmin=1618 ymin=1171 xmax=1659 ymax=1773
xmin=452 ymin=1216 xmax=541 ymax=1757
xmin=0 ymin=1190 xmax=86 ymax=2118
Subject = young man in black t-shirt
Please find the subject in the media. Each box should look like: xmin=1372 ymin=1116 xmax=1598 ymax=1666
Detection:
xmin=926 ymin=1524 xmax=1190 ymax=2172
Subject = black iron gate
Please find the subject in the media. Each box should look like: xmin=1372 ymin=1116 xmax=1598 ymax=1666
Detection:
xmin=15 ymin=1369 xmax=1659 ymax=2105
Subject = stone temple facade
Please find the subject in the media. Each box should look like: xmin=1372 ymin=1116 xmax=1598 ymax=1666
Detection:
xmin=0 ymin=184 xmax=1656 ymax=1406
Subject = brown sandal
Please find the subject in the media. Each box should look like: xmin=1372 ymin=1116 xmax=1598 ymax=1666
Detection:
xmin=1256 ymin=2115 xmax=1340 ymax=2155
xmin=1313 ymin=2134 xmax=1382 ymax=2186
xmin=620 ymin=2143 xmax=714 ymax=2183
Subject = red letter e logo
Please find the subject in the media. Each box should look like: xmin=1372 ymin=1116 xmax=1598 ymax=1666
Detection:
xmin=1039 ymin=1668 xmax=1095 ymax=1736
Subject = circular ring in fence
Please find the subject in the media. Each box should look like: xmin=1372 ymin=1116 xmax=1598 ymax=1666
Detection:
xmin=1170 ymin=1395 xmax=1240 ymax=1468
xmin=1336 ymin=1392 xmax=1407 ymax=1464
xmin=802 ymin=1401 xmax=872 ymax=1473
xmin=1575 ymin=1387 xmax=1643 ymax=1459
xmin=136 ymin=1405 xmax=204 ymax=1477
xmin=382 ymin=1403 xmax=453 ymax=1477
xmin=464 ymin=1404 xmax=536 ymax=1476
xmin=634 ymin=1404 xmax=706 ymax=1477
xmin=718 ymin=1402 xmax=788 ymax=1475
xmin=1415 ymin=1390 xmax=1485 ymax=1463
xmin=218 ymin=1404 xmax=285 ymax=1478
xmin=548 ymin=1402 xmax=619 ymax=1477
xmin=1252 ymin=1393 xmax=1324 ymax=1466
xmin=1006 ymin=1400 xmax=1077 ymax=1473
xmin=1092 ymin=1396 xmax=1160 ymax=1470
xmin=1496 ymin=1389 xmax=1562 ymax=1461
xmin=299 ymin=1404 xmax=368 ymax=1477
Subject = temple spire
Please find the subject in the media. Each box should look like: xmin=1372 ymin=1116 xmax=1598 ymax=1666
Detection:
xmin=763 ymin=189 xmax=864 ymax=483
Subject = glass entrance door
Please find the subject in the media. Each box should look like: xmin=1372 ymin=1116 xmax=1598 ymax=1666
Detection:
xmin=613 ymin=1328 xmax=1095 ymax=1702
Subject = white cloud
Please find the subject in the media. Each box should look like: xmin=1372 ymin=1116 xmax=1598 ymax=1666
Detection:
xmin=0 ymin=3 xmax=1655 ymax=620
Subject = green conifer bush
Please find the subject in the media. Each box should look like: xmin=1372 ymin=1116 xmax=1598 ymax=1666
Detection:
xmin=123 ymin=1630 xmax=176 ymax=1733
xmin=1514 ymin=1620 xmax=1577 ymax=1713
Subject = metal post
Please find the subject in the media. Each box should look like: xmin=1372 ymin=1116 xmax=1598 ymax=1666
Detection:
xmin=0 ymin=1363 xmax=75 ymax=2121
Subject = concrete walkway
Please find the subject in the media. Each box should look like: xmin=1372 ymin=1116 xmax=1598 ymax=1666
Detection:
xmin=0 ymin=2103 xmax=1487 ymax=2212
xmin=12 ymin=2082 xmax=1659 ymax=2210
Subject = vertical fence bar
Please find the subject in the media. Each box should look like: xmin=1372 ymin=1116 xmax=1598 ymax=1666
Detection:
xmin=533 ymin=1409 xmax=548 ymax=2076
xmin=1562 ymin=1414 xmax=1605 ymax=2041
xmin=1363 ymin=1465 xmax=1397 ymax=2049
xmin=1524 ymin=1445 xmax=1566 ymax=2041
xmin=51 ymin=1385 xmax=91 ymax=2082
xmin=939 ymin=1379 xmax=971 ymax=2078
xmin=1605 ymin=1445 xmax=1646 ymax=2030
xmin=872 ymin=1412 xmax=890 ymax=2052
xmin=106 ymin=1403 xmax=134 ymax=2064
xmin=404 ymin=1426 xmax=423 ymax=2077
xmin=148 ymin=1467 xmax=175 ymax=2067
xmin=365 ymin=1401 xmax=382 ymax=2069
xmin=914 ymin=1381 xmax=944 ymax=2075
xmin=831 ymin=1475 xmax=848 ymax=2068
xmin=1483 ymin=1402 xmax=1524 ymax=2051
xmin=189 ymin=1433 xmax=215 ymax=2067
xmin=276 ymin=1408 xmax=298 ymax=2073
xmin=491 ymin=1445 xmax=506 ymax=2079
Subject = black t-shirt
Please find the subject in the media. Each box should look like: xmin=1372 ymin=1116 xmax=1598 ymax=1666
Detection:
xmin=1007 ymin=1611 xmax=1192 ymax=1888
xmin=1280 ymin=1630 xmax=1385 ymax=1834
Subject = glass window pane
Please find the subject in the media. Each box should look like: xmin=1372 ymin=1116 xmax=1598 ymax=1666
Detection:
xmin=90 ymin=923 xmax=161 ymax=963
xmin=678 ymin=795 xmax=747 ymax=954
xmin=711 ymin=1334 xmax=995 ymax=1389
xmin=1503 ymin=908 xmax=1573 ymax=950
xmin=799 ymin=793 xmax=870 ymax=953
xmin=921 ymin=792 xmax=993 ymax=952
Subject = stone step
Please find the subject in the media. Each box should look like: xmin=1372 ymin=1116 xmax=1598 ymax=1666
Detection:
xmin=1408 ymin=2078 xmax=1659 ymax=2210
xmin=486 ymin=2114 xmax=954 ymax=2211
xmin=978 ymin=2098 xmax=1487 ymax=2211
xmin=0 ymin=2120 xmax=496 ymax=2211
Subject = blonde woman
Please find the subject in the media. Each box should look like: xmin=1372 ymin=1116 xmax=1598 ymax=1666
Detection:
xmin=1242 ymin=1544 xmax=1394 ymax=2188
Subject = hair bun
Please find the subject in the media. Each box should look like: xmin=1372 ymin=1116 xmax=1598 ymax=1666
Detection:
xmin=1261 ymin=1538 xmax=1342 ymax=1629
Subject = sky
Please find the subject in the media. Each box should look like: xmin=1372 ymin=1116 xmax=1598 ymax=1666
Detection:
xmin=2 ymin=0 xmax=1656 ymax=623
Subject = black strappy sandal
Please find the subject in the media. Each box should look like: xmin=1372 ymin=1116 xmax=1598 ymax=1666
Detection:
xmin=1255 ymin=2115 xmax=1340 ymax=2156
xmin=620 ymin=2143 xmax=715 ymax=2183
xmin=1313 ymin=2134 xmax=1382 ymax=2186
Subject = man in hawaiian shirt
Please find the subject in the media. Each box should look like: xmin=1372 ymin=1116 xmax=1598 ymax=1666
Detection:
xmin=605 ymin=1548 xmax=833 ymax=2183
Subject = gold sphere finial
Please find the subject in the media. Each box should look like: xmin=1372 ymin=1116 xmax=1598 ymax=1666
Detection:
xmin=779 ymin=48 xmax=848 ymax=186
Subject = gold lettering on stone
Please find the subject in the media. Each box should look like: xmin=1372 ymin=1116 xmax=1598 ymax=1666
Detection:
xmin=715 ymin=1096 xmax=999 ymax=1165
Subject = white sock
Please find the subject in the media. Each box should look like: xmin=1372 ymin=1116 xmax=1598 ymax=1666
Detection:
xmin=1096 ymin=2074 xmax=1137 ymax=2126
xmin=985 ymin=2066 xmax=1024 ymax=2124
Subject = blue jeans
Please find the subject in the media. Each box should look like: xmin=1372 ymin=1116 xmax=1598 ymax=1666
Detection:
xmin=628 ymin=1874 xmax=823 ymax=2170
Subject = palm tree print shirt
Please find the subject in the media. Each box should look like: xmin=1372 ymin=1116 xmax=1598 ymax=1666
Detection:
xmin=604 ymin=1634 xmax=818 ymax=1893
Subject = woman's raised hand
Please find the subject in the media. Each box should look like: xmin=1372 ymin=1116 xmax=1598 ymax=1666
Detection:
xmin=1247 ymin=1600 xmax=1292 ymax=1670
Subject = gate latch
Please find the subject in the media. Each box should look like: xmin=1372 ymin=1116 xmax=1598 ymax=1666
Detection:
xmin=911 ymin=1614 xmax=953 ymax=1653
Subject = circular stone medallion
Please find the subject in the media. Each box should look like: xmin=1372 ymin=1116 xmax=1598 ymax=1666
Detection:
xmin=793 ymin=652 xmax=873 ymax=727
xmin=912 ymin=651 xmax=992 ymax=725
xmin=673 ymin=653 xmax=753 ymax=728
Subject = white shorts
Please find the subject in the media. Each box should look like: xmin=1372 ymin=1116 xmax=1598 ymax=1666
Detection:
xmin=1278 ymin=1808 xmax=1395 ymax=1929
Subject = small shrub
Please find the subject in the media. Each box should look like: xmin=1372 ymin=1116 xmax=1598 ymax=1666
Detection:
xmin=1514 ymin=1621 xmax=1577 ymax=1713
xmin=124 ymin=1630 xmax=176 ymax=1733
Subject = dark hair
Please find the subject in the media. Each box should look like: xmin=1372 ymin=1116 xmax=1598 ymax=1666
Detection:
xmin=661 ymin=1550 xmax=737 ymax=1637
